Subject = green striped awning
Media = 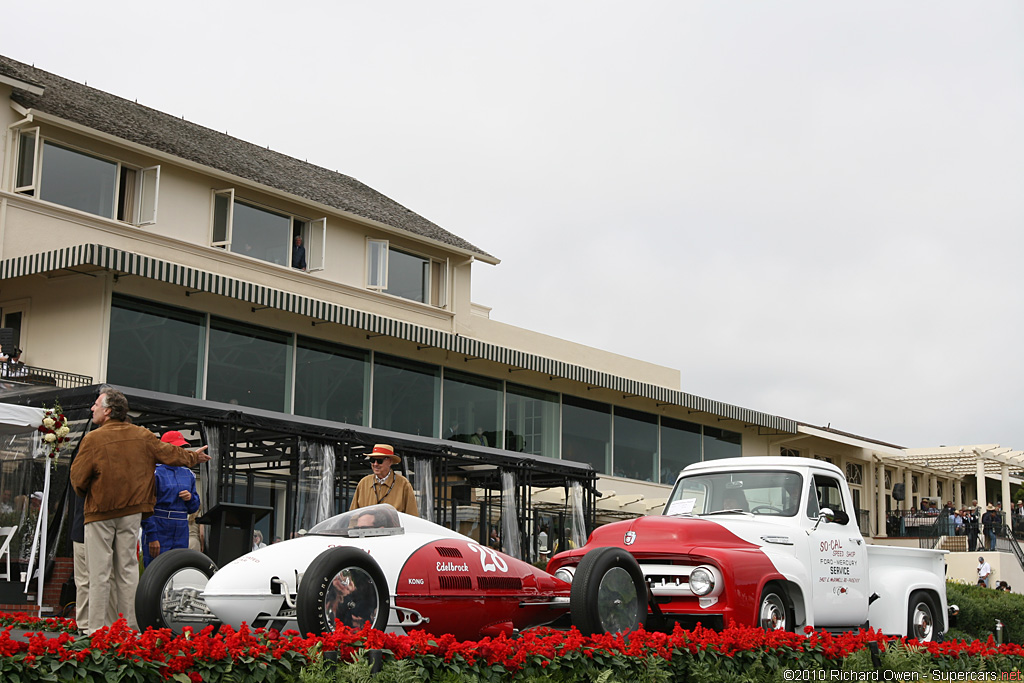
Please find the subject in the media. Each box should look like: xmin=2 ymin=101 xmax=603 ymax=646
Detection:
xmin=2 ymin=244 xmax=797 ymax=433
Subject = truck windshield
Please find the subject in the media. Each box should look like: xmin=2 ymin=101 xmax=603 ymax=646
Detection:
xmin=664 ymin=470 xmax=805 ymax=517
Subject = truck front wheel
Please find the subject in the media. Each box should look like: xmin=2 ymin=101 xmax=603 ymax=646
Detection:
xmin=757 ymin=584 xmax=792 ymax=631
xmin=907 ymin=591 xmax=939 ymax=642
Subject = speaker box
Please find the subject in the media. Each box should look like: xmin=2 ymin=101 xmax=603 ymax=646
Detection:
xmin=892 ymin=483 xmax=905 ymax=501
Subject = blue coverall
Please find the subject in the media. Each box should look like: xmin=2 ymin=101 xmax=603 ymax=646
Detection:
xmin=141 ymin=464 xmax=200 ymax=567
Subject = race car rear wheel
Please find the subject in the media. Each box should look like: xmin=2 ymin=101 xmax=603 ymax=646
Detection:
xmin=135 ymin=549 xmax=220 ymax=634
xmin=297 ymin=547 xmax=390 ymax=635
xmin=757 ymin=583 xmax=792 ymax=632
xmin=569 ymin=547 xmax=647 ymax=635
xmin=907 ymin=590 xmax=939 ymax=642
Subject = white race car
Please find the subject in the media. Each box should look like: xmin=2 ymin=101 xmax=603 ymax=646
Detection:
xmin=135 ymin=505 xmax=615 ymax=640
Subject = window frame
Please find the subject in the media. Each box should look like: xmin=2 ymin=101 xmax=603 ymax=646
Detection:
xmin=366 ymin=238 xmax=388 ymax=290
xmin=365 ymin=239 xmax=448 ymax=307
xmin=305 ymin=217 xmax=326 ymax=272
xmin=213 ymin=189 xmax=323 ymax=271
xmin=14 ymin=127 xmax=39 ymax=194
xmin=13 ymin=131 xmax=160 ymax=226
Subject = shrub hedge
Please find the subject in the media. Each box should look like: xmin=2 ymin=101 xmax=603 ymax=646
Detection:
xmin=946 ymin=580 xmax=1024 ymax=644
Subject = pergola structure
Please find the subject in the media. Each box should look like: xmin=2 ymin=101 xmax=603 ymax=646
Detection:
xmin=896 ymin=445 xmax=1024 ymax=513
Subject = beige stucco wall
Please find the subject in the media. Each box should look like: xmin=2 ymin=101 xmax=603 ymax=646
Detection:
xmin=947 ymin=551 xmax=1024 ymax=594
xmin=0 ymin=270 xmax=108 ymax=380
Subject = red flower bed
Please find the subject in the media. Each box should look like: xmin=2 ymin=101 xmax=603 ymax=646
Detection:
xmin=1 ymin=611 xmax=1022 ymax=682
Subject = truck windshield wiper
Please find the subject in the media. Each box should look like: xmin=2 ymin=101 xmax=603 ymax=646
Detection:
xmin=700 ymin=509 xmax=753 ymax=516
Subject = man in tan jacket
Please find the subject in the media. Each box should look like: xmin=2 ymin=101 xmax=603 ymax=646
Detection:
xmin=70 ymin=387 xmax=210 ymax=632
xmin=349 ymin=444 xmax=417 ymax=516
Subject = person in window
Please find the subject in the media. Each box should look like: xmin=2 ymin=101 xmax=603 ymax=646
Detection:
xmin=349 ymin=444 xmax=418 ymax=516
xmin=292 ymin=235 xmax=307 ymax=270
xmin=469 ymin=426 xmax=489 ymax=447
xmin=252 ymin=529 xmax=267 ymax=551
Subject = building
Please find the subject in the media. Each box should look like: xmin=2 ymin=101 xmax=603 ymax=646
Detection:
xmin=0 ymin=55 xmax=1016 ymax=603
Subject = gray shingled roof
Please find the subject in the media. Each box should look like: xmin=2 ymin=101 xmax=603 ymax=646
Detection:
xmin=0 ymin=55 xmax=495 ymax=261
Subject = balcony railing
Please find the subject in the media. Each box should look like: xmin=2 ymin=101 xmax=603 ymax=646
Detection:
xmin=0 ymin=363 xmax=92 ymax=389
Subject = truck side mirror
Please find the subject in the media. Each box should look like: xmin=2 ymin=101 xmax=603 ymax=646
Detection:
xmin=809 ymin=508 xmax=850 ymax=533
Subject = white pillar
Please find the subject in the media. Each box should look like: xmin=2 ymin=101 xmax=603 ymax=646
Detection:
xmin=929 ymin=474 xmax=938 ymax=500
xmin=1001 ymin=465 xmax=1012 ymax=526
xmin=904 ymin=469 xmax=914 ymax=512
xmin=976 ymin=460 xmax=987 ymax=511
xmin=875 ymin=461 xmax=887 ymax=537
xmin=953 ymin=476 xmax=962 ymax=510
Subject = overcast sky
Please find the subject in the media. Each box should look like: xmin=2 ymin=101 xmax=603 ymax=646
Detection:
xmin=8 ymin=2 xmax=1024 ymax=450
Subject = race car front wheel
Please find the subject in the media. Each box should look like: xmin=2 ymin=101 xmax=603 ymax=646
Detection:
xmin=297 ymin=547 xmax=390 ymax=635
xmin=135 ymin=549 xmax=220 ymax=634
xmin=569 ymin=546 xmax=647 ymax=635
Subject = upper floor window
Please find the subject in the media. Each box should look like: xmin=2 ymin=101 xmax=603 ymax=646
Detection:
xmin=14 ymin=129 xmax=159 ymax=225
xmin=211 ymin=189 xmax=324 ymax=271
xmin=366 ymin=239 xmax=447 ymax=306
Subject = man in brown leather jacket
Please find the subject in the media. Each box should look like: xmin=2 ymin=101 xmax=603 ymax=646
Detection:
xmin=70 ymin=387 xmax=210 ymax=633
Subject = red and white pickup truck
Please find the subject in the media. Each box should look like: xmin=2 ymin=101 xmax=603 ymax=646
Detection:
xmin=548 ymin=456 xmax=950 ymax=641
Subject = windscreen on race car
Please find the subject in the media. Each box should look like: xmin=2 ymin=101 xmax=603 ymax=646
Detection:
xmin=307 ymin=504 xmax=405 ymax=538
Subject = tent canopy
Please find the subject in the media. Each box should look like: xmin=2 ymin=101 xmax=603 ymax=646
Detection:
xmin=0 ymin=403 xmax=46 ymax=435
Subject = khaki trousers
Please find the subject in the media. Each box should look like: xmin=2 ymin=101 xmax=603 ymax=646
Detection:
xmin=73 ymin=541 xmax=119 ymax=633
xmin=84 ymin=514 xmax=140 ymax=632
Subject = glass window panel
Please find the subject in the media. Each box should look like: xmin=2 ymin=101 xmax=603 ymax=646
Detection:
xmin=562 ymin=396 xmax=610 ymax=474
xmin=660 ymin=417 xmax=701 ymax=484
xmin=2 ymin=312 xmax=22 ymax=349
xmin=385 ymin=248 xmax=429 ymax=303
xmin=107 ymin=295 xmax=204 ymax=397
xmin=367 ymin=240 xmax=386 ymax=288
xmin=372 ymin=354 xmax=439 ymax=437
xmin=230 ymin=201 xmax=290 ymax=266
xmin=294 ymin=337 xmax=369 ymax=424
xmin=613 ymin=407 xmax=657 ymax=481
xmin=505 ymin=383 xmax=559 ymax=458
xmin=16 ymin=130 xmax=36 ymax=190
xmin=213 ymin=193 xmax=230 ymax=243
xmin=443 ymin=370 xmax=502 ymax=449
xmin=207 ymin=318 xmax=290 ymax=412
xmin=39 ymin=141 xmax=117 ymax=218
xmin=703 ymin=426 xmax=742 ymax=461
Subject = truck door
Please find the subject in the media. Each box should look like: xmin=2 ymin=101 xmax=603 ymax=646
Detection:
xmin=808 ymin=474 xmax=869 ymax=627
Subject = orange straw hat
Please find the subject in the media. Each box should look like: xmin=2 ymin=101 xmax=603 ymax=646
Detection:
xmin=367 ymin=443 xmax=400 ymax=464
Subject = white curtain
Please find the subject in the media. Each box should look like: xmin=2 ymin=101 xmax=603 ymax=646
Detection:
xmin=568 ymin=481 xmax=588 ymax=551
xmin=296 ymin=438 xmax=335 ymax=531
xmin=410 ymin=456 xmax=434 ymax=523
xmin=501 ymin=471 xmax=522 ymax=560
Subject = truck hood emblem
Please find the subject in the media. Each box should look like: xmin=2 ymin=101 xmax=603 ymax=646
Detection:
xmin=624 ymin=531 xmax=637 ymax=546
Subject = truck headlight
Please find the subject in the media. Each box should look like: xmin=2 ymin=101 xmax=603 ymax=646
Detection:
xmin=689 ymin=567 xmax=715 ymax=596
xmin=554 ymin=567 xmax=575 ymax=584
